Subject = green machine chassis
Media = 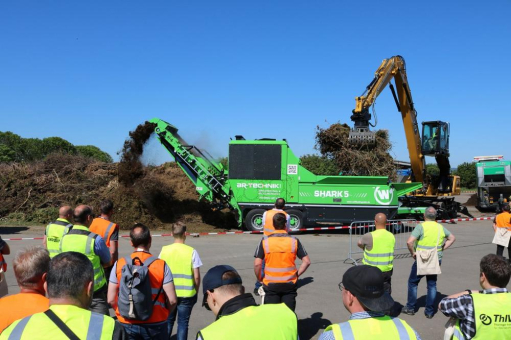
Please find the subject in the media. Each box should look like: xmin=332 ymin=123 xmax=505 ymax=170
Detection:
xmin=151 ymin=118 xmax=422 ymax=231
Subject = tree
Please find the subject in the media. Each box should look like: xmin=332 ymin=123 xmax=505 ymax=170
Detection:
xmin=0 ymin=144 xmax=15 ymax=162
xmin=76 ymin=145 xmax=113 ymax=163
xmin=426 ymin=163 xmax=440 ymax=177
xmin=41 ymin=137 xmax=77 ymax=156
xmin=453 ymin=162 xmax=477 ymax=189
xmin=300 ymin=154 xmax=339 ymax=176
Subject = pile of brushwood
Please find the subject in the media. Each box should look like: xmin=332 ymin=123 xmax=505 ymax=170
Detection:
xmin=315 ymin=123 xmax=396 ymax=179
xmin=0 ymin=122 xmax=236 ymax=231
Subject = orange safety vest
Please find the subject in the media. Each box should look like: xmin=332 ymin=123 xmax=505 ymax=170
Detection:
xmin=0 ymin=253 xmax=6 ymax=272
xmin=0 ymin=293 xmax=50 ymax=333
xmin=90 ymin=217 xmax=118 ymax=247
xmin=264 ymin=209 xmax=289 ymax=236
xmin=495 ymin=212 xmax=511 ymax=231
xmin=262 ymin=231 xmax=298 ymax=285
xmin=114 ymin=251 xmax=169 ymax=324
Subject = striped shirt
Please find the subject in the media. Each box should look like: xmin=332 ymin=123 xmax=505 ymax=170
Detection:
xmin=318 ymin=311 xmax=422 ymax=340
xmin=439 ymin=288 xmax=508 ymax=339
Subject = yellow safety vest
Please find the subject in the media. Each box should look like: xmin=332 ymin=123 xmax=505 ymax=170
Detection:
xmin=416 ymin=221 xmax=445 ymax=252
xmin=45 ymin=218 xmax=73 ymax=258
xmin=0 ymin=304 xmax=116 ymax=340
xmin=453 ymin=292 xmax=511 ymax=340
xmin=362 ymin=229 xmax=395 ymax=272
xmin=198 ymin=303 xmax=297 ymax=340
xmin=59 ymin=225 xmax=106 ymax=292
xmin=325 ymin=316 xmax=417 ymax=339
xmin=159 ymin=243 xmax=196 ymax=297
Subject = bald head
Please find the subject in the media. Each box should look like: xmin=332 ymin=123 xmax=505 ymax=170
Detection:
xmin=73 ymin=205 xmax=93 ymax=225
xmin=374 ymin=213 xmax=387 ymax=229
xmin=59 ymin=206 xmax=73 ymax=220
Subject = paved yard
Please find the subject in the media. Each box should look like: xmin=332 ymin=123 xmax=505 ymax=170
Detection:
xmin=0 ymin=218 xmax=500 ymax=339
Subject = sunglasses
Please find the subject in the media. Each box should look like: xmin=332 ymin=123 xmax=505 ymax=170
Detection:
xmin=203 ymin=290 xmax=214 ymax=311
xmin=338 ymin=282 xmax=345 ymax=292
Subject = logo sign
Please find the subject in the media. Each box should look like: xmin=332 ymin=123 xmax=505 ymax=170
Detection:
xmin=480 ymin=314 xmax=492 ymax=325
xmin=374 ymin=187 xmax=394 ymax=205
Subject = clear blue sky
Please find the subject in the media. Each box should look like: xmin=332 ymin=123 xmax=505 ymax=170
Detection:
xmin=1 ymin=1 xmax=510 ymax=166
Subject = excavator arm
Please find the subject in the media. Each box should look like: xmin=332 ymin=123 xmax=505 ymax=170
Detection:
xmin=349 ymin=55 xmax=425 ymax=184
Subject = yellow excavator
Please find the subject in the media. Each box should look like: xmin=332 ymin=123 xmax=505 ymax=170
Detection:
xmin=348 ymin=55 xmax=471 ymax=219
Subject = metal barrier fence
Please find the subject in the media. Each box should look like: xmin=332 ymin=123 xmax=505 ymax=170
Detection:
xmin=345 ymin=219 xmax=418 ymax=265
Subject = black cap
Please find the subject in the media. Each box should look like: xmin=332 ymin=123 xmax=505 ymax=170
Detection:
xmin=342 ymin=265 xmax=394 ymax=312
xmin=202 ymin=265 xmax=242 ymax=295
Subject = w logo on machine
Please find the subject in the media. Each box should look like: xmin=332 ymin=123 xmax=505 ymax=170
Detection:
xmin=374 ymin=187 xmax=394 ymax=205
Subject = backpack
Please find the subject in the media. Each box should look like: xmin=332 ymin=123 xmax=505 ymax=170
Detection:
xmin=118 ymin=256 xmax=163 ymax=321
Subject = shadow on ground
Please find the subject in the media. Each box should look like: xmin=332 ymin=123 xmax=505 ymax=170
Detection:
xmin=296 ymin=277 xmax=314 ymax=289
xmin=298 ymin=312 xmax=332 ymax=340
xmin=397 ymin=291 xmax=447 ymax=317
xmin=0 ymin=226 xmax=30 ymax=235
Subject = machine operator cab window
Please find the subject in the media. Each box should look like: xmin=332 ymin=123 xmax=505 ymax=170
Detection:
xmin=421 ymin=121 xmax=449 ymax=156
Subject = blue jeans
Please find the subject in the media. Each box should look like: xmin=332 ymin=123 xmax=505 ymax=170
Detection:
xmin=122 ymin=321 xmax=168 ymax=340
xmin=168 ymin=294 xmax=197 ymax=340
xmin=406 ymin=260 xmax=441 ymax=315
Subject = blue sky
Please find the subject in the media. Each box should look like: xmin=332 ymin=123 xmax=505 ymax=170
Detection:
xmin=1 ymin=1 xmax=510 ymax=166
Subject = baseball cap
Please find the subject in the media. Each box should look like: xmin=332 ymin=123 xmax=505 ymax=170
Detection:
xmin=342 ymin=265 xmax=394 ymax=312
xmin=202 ymin=265 xmax=243 ymax=308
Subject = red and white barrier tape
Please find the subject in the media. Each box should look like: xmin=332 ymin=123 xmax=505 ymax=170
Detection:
xmin=1 ymin=217 xmax=494 ymax=241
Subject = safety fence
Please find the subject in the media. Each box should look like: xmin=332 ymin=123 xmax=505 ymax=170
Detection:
xmin=344 ymin=219 xmax=418 ymax=266
xmin=1 ymin=217 xmax=494 ymax=241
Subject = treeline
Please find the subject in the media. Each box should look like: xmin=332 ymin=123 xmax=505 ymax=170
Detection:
xmin=0 ymin=131 xmax=113 ymax=163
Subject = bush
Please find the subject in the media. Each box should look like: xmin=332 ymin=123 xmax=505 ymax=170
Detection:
xmin=300 ymin=154 xmax=339 ymax=175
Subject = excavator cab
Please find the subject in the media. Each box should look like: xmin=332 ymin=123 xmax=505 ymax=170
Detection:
xmin=421 ymin=121 xmax=449 ymax=156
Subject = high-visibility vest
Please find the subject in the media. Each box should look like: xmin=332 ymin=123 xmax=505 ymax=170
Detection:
xmin=495 ymin=212 xmax=511 ymax=231
xmin=453 ymin=292 xmax=511 ymax=340
xmin=115 ymin=251 xmax=169 ymax=324
xmin=159 ymin=243 xmax=196 ymax=297
xmin=262 ymin=231 xmax=298 ymax=285
xmin=362 ymin=229 xmax=395 ymax=272
xmin=199 ymin=303 xmax=297 ymax=340
xmin=89 ymin=217 xmax=117 ymax=248
xmin=324 ymin=316 xmax=417 ymax=339
xmin=264 ymin=209 xmax=289 ymax=236
xmin=45 ymin=218 xmax=73 ymax=258
xmin=0 ymin=304 xmax=116 ymax=340
xmin=0 ymin=253 xmax=5 ymax=272
xmin=416 ymin=221 xmax=445 ymax=253
xmin=0 ymin=293 xmax=49 ymax=333
xmin=59 ymin=225 xmax=106 ymax=292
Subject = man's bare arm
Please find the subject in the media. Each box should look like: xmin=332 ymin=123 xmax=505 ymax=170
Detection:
xmin=406 ymin=235 xmax=417 ymax=258
xmin=254 ymin=258 xmax=263 ymax=281
xmin=443 ymin=234 xmax=456 ymax=251
xmin=193 ymin=267 xmax=201 ymax=292
xmin=297 ymin=255 xmax=311 ymax=277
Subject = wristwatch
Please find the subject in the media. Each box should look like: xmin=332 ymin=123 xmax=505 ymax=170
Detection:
xmin=465 ymin=289 xmax=472 ymax=294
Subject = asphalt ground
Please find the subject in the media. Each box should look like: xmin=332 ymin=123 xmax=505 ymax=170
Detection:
xmin=0 ymin=218 xmax=501 ymax=340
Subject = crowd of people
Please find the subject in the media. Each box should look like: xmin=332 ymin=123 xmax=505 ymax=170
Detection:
xmin=0 ymin=198 xmax=510 ymax=339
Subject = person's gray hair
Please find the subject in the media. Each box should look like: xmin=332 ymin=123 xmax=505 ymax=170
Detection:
xmin=13 ymin=247 xmax=50 ymax=288
xmin=424 ymin=207 xmax=437 ymax=221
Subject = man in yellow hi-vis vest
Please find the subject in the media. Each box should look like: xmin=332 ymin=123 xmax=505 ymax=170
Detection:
xmin=358 ymin=213 xmax=395 ymax=294
xmin=439 ymin=254 xmax=511 ymax=340
xmin=197 ymin=265 xmax=298 ymax=340
xmin=0 ymin=252 xmax=125 ymax=340
xmin=159 ymin=222 xmax=202 ymax=340
xmin=319 ymin=265 xmax=420 ymax=339
xmin=403 ymin=206 xmax=456 ymax=319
